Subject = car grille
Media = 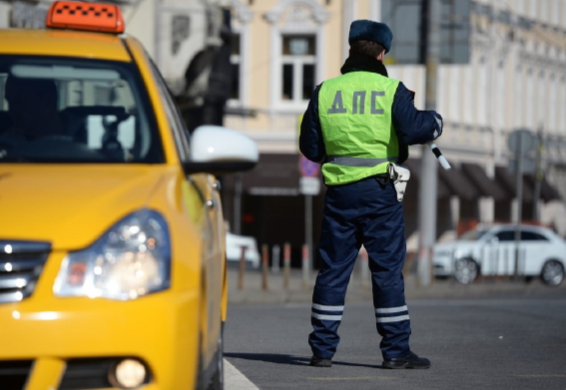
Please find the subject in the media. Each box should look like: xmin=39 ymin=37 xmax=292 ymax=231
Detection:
xmin=59 ymin=359 xmax=115 ymax=390
xmin=0 ymin=360 xmax=33 ymax=390
xmin=59 ymin=358 xmax=151 ymax=390
xmin=0 ymin=240 xmax=51 ymax=304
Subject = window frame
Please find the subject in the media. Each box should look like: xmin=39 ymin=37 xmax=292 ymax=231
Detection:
xmin=280 ymin=34 xmax=317 ymax=104
xmin=270 ymin=27 xmax=325 ymax=113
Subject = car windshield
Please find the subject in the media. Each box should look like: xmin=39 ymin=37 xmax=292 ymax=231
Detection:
xmin=0 ymin=55 xmax=164 ymax=163
xmin=459 ymin=229 xmax=488 ymax=241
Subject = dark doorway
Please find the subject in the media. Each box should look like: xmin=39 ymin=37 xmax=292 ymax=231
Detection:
xmin=241 ymin=194 xmax=325 ymax=268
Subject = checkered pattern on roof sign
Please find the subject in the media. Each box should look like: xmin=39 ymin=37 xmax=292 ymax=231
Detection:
xmin=47 ymin=1 xmax=124 ymax=34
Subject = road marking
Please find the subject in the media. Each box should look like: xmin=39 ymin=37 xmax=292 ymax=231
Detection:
xmin=225 ymin=359 xmax=260 ymax=390
xmin=284 ymin=298 xmax=566 ymax=309
xmin=515 ymin=375 xmax=566 ymax=378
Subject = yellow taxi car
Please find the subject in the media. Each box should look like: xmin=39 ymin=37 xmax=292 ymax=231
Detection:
xmin=0 ymin=2 xmax=258 ymax=390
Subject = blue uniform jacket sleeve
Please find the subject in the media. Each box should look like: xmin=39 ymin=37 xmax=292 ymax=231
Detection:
xmin=299 ymin=84 xmax=326 ymax=163
xmin=392 ymin=82 xmax=441 ymax=145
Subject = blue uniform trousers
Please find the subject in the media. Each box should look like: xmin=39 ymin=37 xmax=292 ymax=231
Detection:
xmin=308 ymin=176 xmax=411 ymax=360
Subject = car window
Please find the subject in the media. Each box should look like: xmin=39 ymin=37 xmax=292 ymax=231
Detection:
xmin=0 ymin=55 xmax=164 ymax=163
xmin=521 ymin=231 xmax=549 ymax=241
xmin=495 ymin=230 xmax=515 ymax=242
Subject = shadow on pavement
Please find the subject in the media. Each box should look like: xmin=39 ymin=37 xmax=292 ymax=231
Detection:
xmin=224 ymin=353 xmax=382 ymax=369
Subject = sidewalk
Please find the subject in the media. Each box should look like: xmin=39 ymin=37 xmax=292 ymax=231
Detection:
xmin=227 ymin=266 xmax=563 ymax=304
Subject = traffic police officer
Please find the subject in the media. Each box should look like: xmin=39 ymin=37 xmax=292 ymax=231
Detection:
xmin=300 ymin=20 xmax=443 ymax=369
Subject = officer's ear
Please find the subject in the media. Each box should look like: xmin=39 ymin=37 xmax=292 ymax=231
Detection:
xmin=377 ymin=52 xmax=385 ymax=61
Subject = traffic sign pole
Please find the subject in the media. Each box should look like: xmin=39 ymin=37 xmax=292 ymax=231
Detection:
xmin=533 ymin=128 xmax=544 ymax=222
xmin=306 ymin=194 xmax=313 ymax=277
xmin=514 ymin=134 xmax=523 ymax=281
xmin=417 ymin=0 xmax=441 ymax=288
xmin=508 ymin=129 xmax=536 ymax=281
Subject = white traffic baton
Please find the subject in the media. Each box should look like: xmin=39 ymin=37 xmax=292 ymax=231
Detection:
xmin=427 ymin=142 xmax=451 ymax=170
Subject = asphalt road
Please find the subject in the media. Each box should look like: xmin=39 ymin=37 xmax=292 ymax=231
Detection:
xmin=225 ymin=291 xmax=566 ymax=390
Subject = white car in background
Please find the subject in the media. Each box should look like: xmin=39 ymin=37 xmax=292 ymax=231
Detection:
xmin=225 ymin=232 xmax=261 ymax=269
xmin=434 ymin=225 xmax=566 ymax=286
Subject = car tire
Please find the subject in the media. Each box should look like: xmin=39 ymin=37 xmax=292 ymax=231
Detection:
xmin=453 ymin=258 xmax=479 ymax=285
xmin=208 ymin=321 xmax=224 ymax=390
xmin=540 ymin=260 xmax=564 ymax=287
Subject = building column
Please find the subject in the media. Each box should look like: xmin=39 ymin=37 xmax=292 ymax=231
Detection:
xmin=0 ymin=3 xmax=10 ymax=28
xmin=370 ymin=0 xmax=380 ymax=21
xmin=342 ymin=0 xmax=357 ymax=61
xmin=511 ymin=199 xmax=519 ymax=223
xmin=450 ymin=196 xmax=460 ymax=229
xmin=480 ymin=198 xmax=494 ymax=224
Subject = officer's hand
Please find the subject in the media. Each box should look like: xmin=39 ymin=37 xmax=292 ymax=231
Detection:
xmin=430 ymin=111 xmax=443 ymax=140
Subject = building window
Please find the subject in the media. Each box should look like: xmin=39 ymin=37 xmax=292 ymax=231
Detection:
xmin=264 ymin=0 xmax=330 ymax=111
xmin=230 ymin=33 xmax=241 ymax=101
xmin=280 ymin=35 xmax=316 ymax=102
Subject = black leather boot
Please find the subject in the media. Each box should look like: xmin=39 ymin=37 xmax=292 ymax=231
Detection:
xmin=382 ymin=352 xmax=431 ymax=369
xmin=310 ymin=356 xmax=332 ymax=367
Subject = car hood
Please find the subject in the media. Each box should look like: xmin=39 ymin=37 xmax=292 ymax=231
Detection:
xmin=0 ymin=164 xmax=170 ymax=250
xmin=434 ymin=241 xmax=479 ymax=254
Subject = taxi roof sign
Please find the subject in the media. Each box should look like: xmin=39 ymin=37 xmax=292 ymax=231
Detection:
xmin=46 ymin=1 xmax=125 ymax=34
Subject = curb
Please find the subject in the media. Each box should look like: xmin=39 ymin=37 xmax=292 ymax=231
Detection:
xmin=227 ymin=269 xmax=564 ymax=304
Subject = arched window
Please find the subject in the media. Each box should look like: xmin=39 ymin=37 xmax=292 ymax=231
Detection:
xmin=265 ymin=0 xmax=329 ymax=110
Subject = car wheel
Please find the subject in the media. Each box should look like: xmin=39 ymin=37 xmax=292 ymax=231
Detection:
xmin=208 ymin=321 xmax=224 ymax=390
xmin=454 ymin=258 xmax=479 ymax=285
xmin=541 ymin=260 xmax=564 ymax=287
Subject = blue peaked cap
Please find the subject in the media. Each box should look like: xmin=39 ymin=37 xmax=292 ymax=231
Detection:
xmin=348 ymin=20 xmax=393 ymax=53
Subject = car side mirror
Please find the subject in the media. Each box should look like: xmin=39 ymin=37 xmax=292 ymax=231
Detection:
xmin=183 ymin=125 xmax=259 ymax=175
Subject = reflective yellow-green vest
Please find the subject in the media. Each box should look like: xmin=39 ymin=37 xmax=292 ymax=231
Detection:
xmin=318 ymin=71 xmax=400 ymax=185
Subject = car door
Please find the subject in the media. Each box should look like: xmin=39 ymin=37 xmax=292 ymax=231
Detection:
xmin=147 ymin=60 xmax=223 ymax=368
xmin=520 ymin=230 xmax=550 ymax=276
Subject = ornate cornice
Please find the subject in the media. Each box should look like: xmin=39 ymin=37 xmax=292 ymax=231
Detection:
xmin=264 ymin=0 xmax=330 ymax=25
xmin=221 ymin=0 xmax=254 ymax=24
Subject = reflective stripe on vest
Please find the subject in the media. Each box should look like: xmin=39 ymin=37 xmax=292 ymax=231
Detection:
xmin=327 ymin=156 xmax=397 ymax=167
xmin=318 ymin=71 xmax=400 ymax=185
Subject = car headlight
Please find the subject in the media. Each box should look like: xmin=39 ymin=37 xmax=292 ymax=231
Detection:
xmin=53 ymin=209 xmax=171 ymax=300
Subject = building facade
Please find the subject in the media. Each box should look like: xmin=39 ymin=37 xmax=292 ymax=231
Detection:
xmin=1 ymin=0 xmax=565 ymax=260
xmin=219 ymin=0 xmax=566 ymax=260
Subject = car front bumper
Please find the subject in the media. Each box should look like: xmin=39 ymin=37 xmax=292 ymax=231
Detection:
xmin=433 ymin=253 xmax=453 ymax=276
xmin=0 ymin=252 xmax=200 ymax=390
